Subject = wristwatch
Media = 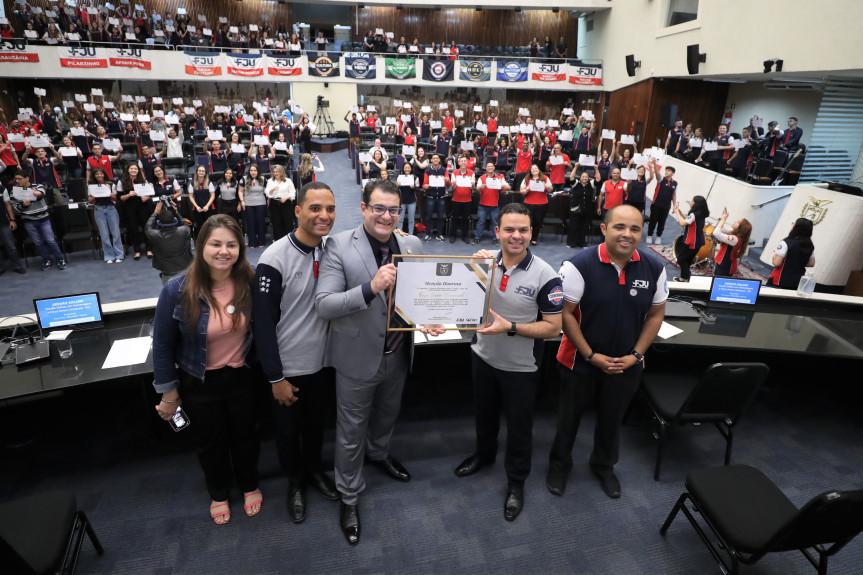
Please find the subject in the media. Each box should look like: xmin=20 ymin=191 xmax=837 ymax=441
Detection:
xmin=507 ymin=322 xmax=517 ymax=337
xmin=631 ymin=350 xmax=644 ymax=365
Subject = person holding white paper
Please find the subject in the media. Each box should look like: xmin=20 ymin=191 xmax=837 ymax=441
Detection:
xmin=448 ymin=156 xmax=475 ymax=244
xmin=8 ymin=172 xmax=65 ymax=271
xmin=474 ymin=161 xmax=511 ymax=245
xmin=548 ymin=143 xmax=572 ymax=192
xmin=21 ymin=143 xmax=62 ymax=198
xmin=118 ymin=163 xmax=154 ymax=260
xmin=566 ymin=170 xmax=600 ymax=248
xmin=519 ymin=164 xmax=553 ymax=246
xmin=188 ymin=165 xmax=216 ymax=235
xmin=363 ymin=149 xmax=387 ymax=180
xmin=397 ymin=163 xmax=420 ymax=235
xmin=153 ymin=214 xmax=262 ymax=526
xmin=216 ymin=169 xmax=243 ymax=225
xmin=623 ymin=164 xmax=653 ymax=215
xmin=298 ymin=153 xmax=325 ymax=187
xmin=422 ymin=153 xmax=450 ymax=241
xmin=87 ymin=168 xmax=125 ymax=263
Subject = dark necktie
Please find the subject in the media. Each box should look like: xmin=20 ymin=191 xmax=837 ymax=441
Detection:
xmin=379 ymin=245 xmax=404 ymax=354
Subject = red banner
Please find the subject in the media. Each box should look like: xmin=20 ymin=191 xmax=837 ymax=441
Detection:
xmin=0 ymin=52 xmax=39 ymax=63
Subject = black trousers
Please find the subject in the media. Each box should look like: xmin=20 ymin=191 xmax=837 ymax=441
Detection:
xmin=179 ymin=365 xmax=261 ymax=502
xmin=676 ymin=244 xmax=698 ymax=280
xmin=647 ymin=204 xmax=670 ymax=238
xmin=549 ymin=364 xmax=641 ymax=474
xmin=271 ymin=367 xmax=335 ymax=481
xmin=527 ymin=203 xmax=548 ymax=243
xmin=472 ymin=352 xmax=538 ymax=484
xmin=268 ymin=198 xmax=296 ymax=242
xmin=567 ymin=209 xmax=589 ymax=247
xmin=450 ymin=200 xmax=471 ymax=240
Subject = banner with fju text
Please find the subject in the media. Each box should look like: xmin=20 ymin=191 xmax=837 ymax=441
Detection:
xmin=568 ymin=61 xmax=603 ymax=86
xmin=226 ymin=53 xmax=264 ymax=77
xmin=530 ymin=61 xmax=566 ymax=82
xmin=108 ymin=47 xmax=151 ymax=70
xmin=58 ymin=46 xmax=108 ymax=68
xmin=184 ymin=50 xmax=222 ymax=76
xmin=267 ymin=55 xmax=305 ymax=77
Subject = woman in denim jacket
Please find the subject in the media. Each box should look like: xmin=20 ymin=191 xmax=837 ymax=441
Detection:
xmin=153 ymin=214 xmax=262 ymax=525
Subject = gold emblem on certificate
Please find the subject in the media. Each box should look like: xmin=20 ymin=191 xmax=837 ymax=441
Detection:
xmin=387 ymin=255 xmax=496 ymax=331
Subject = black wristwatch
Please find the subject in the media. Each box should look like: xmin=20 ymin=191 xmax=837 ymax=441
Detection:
xmin=507 ymin=321 xmax=517 ymax=336
xmin=631 ymin=350 xmax=644 ymax=365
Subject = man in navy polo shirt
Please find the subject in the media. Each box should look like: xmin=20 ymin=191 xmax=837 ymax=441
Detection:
xmin=547 ymin=204 xmax=666 ymax=499
xmin=453 ymin=203 xmax=563 ymax=522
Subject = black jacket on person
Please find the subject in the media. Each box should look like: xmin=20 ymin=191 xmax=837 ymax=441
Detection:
xmin=145 ymin=210 xmax=193 ymax=276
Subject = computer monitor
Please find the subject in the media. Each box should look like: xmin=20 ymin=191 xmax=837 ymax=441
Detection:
xmin=33 ymin=292 xmax=104 ymax=332
xmin=707 ymin=277 xmax=761 ymax=310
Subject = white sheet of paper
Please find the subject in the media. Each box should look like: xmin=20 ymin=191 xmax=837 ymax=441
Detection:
xmin=519 ymin=125 xmax=533 ymax=134
xmin=83 ymin=103 xmax=97 ymax=112
xmin=430 ymin=121 xmax=442 ymax=129
xmin=28 ymin=135 xmax=50 ymax=148
xmin=386 ymin=117 xmax=397 ymax=126
xmin=59 ymin=146 xmax=78 ymax=157
xmin=70 ymin=127 xmax=86 ymax=137
xmin=620 ymin=135 xmax=635 ymax=145
xmin=581 ymin=110 xmax=595 ymax=121
xmin=733 ymin=139 xmax=748 ymax=149
xmin=454 ymin=110 xmax=464 ymax=118
xmin=46 ymin=330 xmax=73 ymax=341
xmin=421 ymin=106 xmax=431 ymax=113
xmin=393 ymin=100 xmax=402 ymax=107
xmin=602 ymin=129 xmax=616 ymax=140
xmin=102 ymin=139 xmax=121 ymax=151
xmin=689 ymin=138 xmax=702 ymax=148
xmin=88 ymin=184 xmax=113 ymax=198
xmin=102 ymin=336 xmax=153 ymax=369
xmin=12 ymin=187 xmax=36 ymax=201
xmin=489 ymin=100 xmax=499 ymax=107
xmin=367 ymin=105 xmax=376 ymax=112
xmin=402 ymin=145 xmax=415 ymax=156
xmin=657 ymin=322 xmax=684 ymax=340
xmin=578 ymin=154 xmax=595 ymax=167
xmin=549 ymin=155 xmax=564 ymax=166
xmin=429 ymin=175 xmax=445 ymax=187
xmin=254 ymin=135 xmax=269 ymax=146
xmin=702 ymin=142 xmax=718 ymax=152
xmin=621 ymin=168 xmax=638 ymax=180
xmin=455 ymin=176 xmax=473 ymax=188
xmin=149 ymin=131 xmax=165 ymax=141
xmin=498 ymin=126 xmax=509 ymax=135
xmin=485 ymin=177 xmax=502 ymax=190
xmin=518 ymin=107 xmax=529 ymax=116
xmin=397 ymin=174 xmax=414 ymax=187
xmin=528 ymin=180 xmax=546 ymax=192
xmin=120 ymin=113 xmax=134 ymax=122
xmin=359 ymin=153 xmax=372 ymax=163
xmin=439 ymin=103 xmax=448 ymax=110
xmin=413 ymin=331 xmax=426 ymax=344
xmin=137 ymin=114 xmax=150 ymax=123
xmin=460 ymin=141 xmax=474 ymax=151
xmin=535 ymin=120 xmax=546 ymax=129
xmin=207 ymin=130 xmax=224 ymax=141
xmin=134 ymin=183 xmax=155 ymax=197
xmin=562 ymin=107 xmax=574 ymax=116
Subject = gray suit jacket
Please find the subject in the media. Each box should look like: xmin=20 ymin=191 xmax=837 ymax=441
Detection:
xmin=315 ymin=224 xmax=423 ymax=381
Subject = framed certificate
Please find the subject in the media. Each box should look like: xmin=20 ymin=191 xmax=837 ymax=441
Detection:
xmin=387 ymin=255 xmax=496 ymax=331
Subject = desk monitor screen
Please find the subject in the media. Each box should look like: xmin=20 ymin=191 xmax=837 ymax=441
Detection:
xmin=707 ymin=277 xmax=761 ymax=310
xmin=33 ymin=292 xmax=104 ymax=331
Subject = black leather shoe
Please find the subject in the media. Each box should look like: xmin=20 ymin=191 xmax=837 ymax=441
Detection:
xmin=288 ymin=481 xmax=307 ymax=524
xmin=366 ymin=455 xmax=411 ymax=482
xmin=504 ymin=482 xmax=524 ymax=522
xmin=593 ymin=469 xmax=621 ymax=499
xmin=546 ymin=466 xmax=568 ymax=496
xmin=454 ymin=454 xmax=491 ymax=478
xmin=340 ymin=502 xmax=360 ymax=546
xmin=307 ymin=471 xmax=340 ymax=501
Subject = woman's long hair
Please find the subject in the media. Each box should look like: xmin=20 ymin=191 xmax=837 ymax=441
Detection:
xmin=786 ymin=217 xmax=814 ymax=253
xmin=181 ymin=214 xmax=254 ymax=333
xmin=121 ymin=164 xmax=145 ymax=191
xmin=734 ymin=219 xmax=752 ymax=258
xmin=298 ymin=153 xmax=313 ymax=180
xmin=689 ymin=195 xmax=710 ymax=219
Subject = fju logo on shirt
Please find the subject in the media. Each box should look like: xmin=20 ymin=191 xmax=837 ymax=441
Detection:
xmin=630 ymin=279 xmax=650 ymax=297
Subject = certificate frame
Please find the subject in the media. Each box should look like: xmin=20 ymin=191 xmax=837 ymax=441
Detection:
xmin=387 ymin=255 xmax=496 ymax=331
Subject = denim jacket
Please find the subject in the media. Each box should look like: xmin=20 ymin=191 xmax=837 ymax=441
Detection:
xmin=152 ymin=271 xmax=253 ymax=393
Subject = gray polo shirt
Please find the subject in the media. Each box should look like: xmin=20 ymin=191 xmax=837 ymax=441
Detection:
xmin=472 ymin=249 xmax=563 ymax=373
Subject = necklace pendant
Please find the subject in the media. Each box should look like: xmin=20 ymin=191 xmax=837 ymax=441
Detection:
xmin=226 ymin=305 xmax=235 ymax=315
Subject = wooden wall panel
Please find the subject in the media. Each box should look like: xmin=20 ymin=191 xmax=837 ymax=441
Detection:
xmin=602 ymin=78 xmax=729 ymax=152
xmin=351 ymin=7 xmax=577 ymax=49
xmin=3 ymin=0 xmax=293 ymax=32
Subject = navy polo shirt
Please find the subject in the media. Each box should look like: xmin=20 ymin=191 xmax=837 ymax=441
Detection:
xmin=557 ymin=243 xmax=667 ymax=373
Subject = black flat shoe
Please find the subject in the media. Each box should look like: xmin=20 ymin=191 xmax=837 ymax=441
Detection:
xmin=133 ymin=253 xmax=141 ymax=261
xmin=504 ymin=482 xmax=524 ymax=521
xmin=366 ymin=455 xmax=411 ymax=482
xmin=340 ymin=502 xmax=360 ymax=546
xmin=546 ymin=466 xmax=568 ymax=496
xmin=307 ymin=471 xmax=340 ymax=501
xmin=288 ymin=481 xmax=307 ymax=524
xmin=454 ymin=454 xmax=492 ymax=478
xmin=592 ymin=469 xmax=621 ymax=499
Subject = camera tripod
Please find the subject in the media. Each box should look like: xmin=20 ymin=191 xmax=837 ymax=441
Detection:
xmin=313 ymin=98 xmax=335 ymax=137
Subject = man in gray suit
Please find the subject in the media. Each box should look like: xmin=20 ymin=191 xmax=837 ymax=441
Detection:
xmin=315 ymin=178 xmax=423 ymax=546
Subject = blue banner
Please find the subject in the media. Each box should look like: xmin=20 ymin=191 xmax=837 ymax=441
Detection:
xmin=345 ymin=55 xmax=376 ymax=80
xmin=496 ymin=60 xmax=528 ymax=82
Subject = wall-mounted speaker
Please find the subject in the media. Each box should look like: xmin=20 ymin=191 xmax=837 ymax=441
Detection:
xmin=686 ymin=44 xmax=707 ymax=75
xmin=625 ymin=54 xmax=641 ymax=77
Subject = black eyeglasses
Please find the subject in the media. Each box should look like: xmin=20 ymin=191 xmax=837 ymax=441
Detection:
xmin=366 ymin=204 xmax=402 ymax=216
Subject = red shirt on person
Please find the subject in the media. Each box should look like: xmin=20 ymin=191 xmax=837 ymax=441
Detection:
xmin=548 ymin=153 xmax=571 ymax=184
xmin=602 ymin=179 xmax=626 ymax=210
xmin=478 ymin=173 xmax=505 ymax=207
xmin=87 ymin=154 xmax=114 ymax=179
xmin=449 ymin=169 xmax=474 ymax=202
